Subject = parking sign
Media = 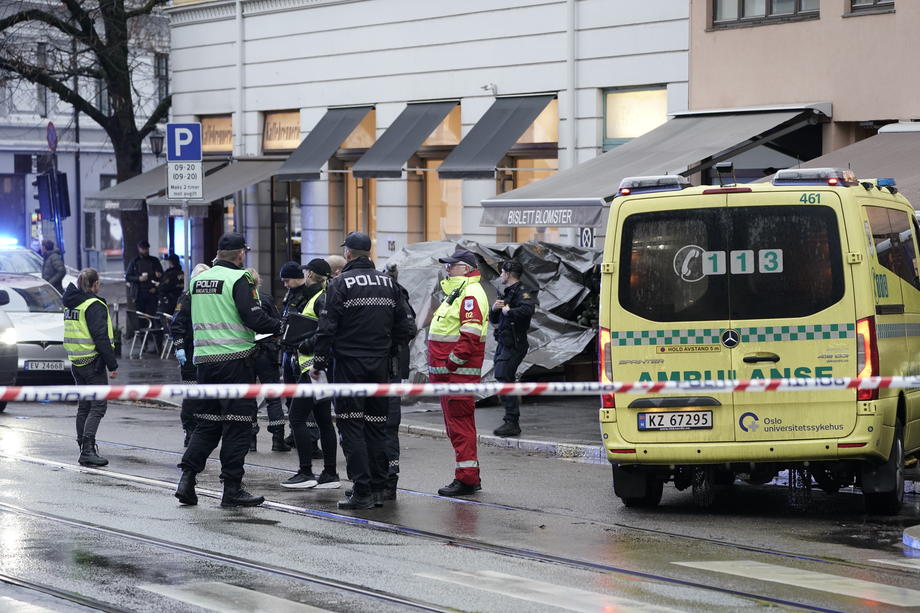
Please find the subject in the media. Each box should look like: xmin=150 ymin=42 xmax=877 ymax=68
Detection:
xmin=166 ymin=123 xmax=202 ymax=162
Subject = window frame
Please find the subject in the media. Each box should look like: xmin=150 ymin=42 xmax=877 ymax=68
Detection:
xmin=712 ymin=0 xmax=819 ymax=27
xmin=850 ymin=0 xmax=894 ymax=11
xmin=602 ymin=85 xmax=668 ymax=152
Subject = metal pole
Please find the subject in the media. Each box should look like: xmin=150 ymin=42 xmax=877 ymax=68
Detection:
xmin=72 ymin=36 xmax=82 ymax=268
xmin=183 ymin=199 xmax=191 ymax=285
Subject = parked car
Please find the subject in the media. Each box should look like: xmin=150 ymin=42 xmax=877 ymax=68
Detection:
xmin=0 ymin=288 xmax=18 ymax=411
xmin=0 ymin=274 xmax=72 ymax=385
xmin=0 ymin=245 xmax=77 ymax=292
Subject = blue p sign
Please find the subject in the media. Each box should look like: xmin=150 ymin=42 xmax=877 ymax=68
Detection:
xmin=166 ymin=123 xmax=202 ymax=162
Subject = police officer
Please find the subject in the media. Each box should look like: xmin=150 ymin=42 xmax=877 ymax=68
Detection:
xmin=63 ymin=268 xmax=118 ymax=467
xmin=246 ymin=268 xmax=289 ymax=452
xmin=171 ymin=263 xmax=210 ymax=447
xmin=279 ymin=261 xmax=321 ymax=456
xmin=282 ymin=258 xmax=341 ymax=490
xmin=490 ymin=260 xmax=536 ymax=437
xmin=382 ymin=263 xmax=417 ymax=500
xmin=311 ymin=232 xmax=412 ymax=509
xmin=126 ymin=239 xmax=163 ymax=351
xmin=175 ymin=233 xmax=281 ymax=508
xmin=427 ymin=248 xmax=489 ymax=497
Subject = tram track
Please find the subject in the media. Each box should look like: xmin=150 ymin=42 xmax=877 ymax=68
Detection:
xmin=1 ymin=421 xmax=915 ymax=579
xmin=0 ymin=568 xmax=131 ymax=612
xmin=0 ymin=449 xmax=857 ymax=612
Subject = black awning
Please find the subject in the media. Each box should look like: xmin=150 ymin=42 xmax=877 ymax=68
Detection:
xmin=352 ymin=101 xmax=457 ymax=178
xmin=276 ymin=106 xmax=374 ymax=182
xmin=438 ymin=94 xmax=555 ymax=179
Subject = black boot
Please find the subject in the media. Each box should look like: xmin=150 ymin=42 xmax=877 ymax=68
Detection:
xmin=221 ymin=480 xmax=265 ymax=507
xmin=78 ymin=436 xmax=108 ymax=467
xmin=337 ymin=491 xmax=375 ymax=510
xmin=493 ymin=419 xmax=521 ymax=437
xmin=284 ymin=433 xmax=296 ymax=448
xmin=271 ymin=429 xmax=291 ymax=452
xmin=175 ymin=470 xmax=197 ymax=505
xmin=249 ymin=430 xmax=257 ymax=452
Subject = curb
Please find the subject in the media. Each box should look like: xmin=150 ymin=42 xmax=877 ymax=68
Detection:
xmin=904 ymin=524 xmax=920 ymax=552
xmin=400 ymin=422 xmax=605 ymax=465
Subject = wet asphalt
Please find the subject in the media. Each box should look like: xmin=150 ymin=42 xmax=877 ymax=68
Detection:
xmin=0 ymin=398 xmax=917 ymax=612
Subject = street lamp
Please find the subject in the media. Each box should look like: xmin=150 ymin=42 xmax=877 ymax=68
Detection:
xmin=148 ymin=129 xmax=164 ymax=160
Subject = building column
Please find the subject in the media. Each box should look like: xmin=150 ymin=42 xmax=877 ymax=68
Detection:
xmin=300 ymin=177 xmax=342 ymax=262
xmin=374 ymin=177 xmax=409 ymax=263
xmin=461 ymin=179 xmax=498 ymax=244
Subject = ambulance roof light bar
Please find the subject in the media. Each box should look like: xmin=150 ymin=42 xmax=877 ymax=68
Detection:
xmin=773 ymin=167 xmax=858 ymax=187
xmin=615 ymin=175 xmax=691 ymax=197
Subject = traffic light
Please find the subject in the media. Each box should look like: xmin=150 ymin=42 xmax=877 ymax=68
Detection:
xmin=30 ymin=171 xmax=70 ymax=219
xmin=32 ymin=174 xmax=53 ymax=219
xmin=55 ymin=172 xmax=70 ymax=218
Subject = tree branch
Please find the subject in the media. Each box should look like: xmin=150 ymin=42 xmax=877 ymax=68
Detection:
xmin=0 ymin=57 xmax=108 ymax=127
xmin=139 ymin=93 xmax=171 ymax=139
xmin=0 ymin=9 xmax=83 ymax=40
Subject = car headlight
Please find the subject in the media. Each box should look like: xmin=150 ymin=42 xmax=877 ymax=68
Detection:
xmin=0 ymin=328 xmax=16 ymax=345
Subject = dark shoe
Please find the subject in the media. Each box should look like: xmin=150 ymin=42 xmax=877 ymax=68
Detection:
xmin=310 ymin=443 xmax=324 ymax=460
xmin=175 ymin=470 xmax=197 ymax=505
xmin=315 ymin=471 xmax=341 ymax=489
xmin=284 ymin=433 xmax=296 ymax=448
xmin=382 ymin=485 xmax=397 ymax=501
xmin=493 ymin=420 xmax=521 ymax=437
xmin=78 ymin=436 xmax=109 ymax=467
xmin=438 ymin=479 xmax=481 ymax=497
xmin=337 ymin=492 xmax=375 ymax=510
xmin=249 ymin=432 xmax=257 ymax=453
xmin=271 ymin=431 xmax=291 ymax=452
xmin=281 ymin=472 xmax=317 ymax=489
xmin=373 ymin=491 xmax=384 ymax=508
xmin=221 ymin=481 xmax=265 ymax=507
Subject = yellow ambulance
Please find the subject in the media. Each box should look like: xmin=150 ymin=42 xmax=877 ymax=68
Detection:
xmin=598 ymin=168 xmax=917 ymax=513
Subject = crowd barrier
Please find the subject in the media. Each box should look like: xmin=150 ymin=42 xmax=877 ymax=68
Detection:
xmin=0 ymin=376 xmax=918 ymax=403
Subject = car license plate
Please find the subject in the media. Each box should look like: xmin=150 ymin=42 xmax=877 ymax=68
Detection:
xmin=638 ymin=410 xmax=712 ymax=431
xmin=24 ymin=360 xmax=65 ymax=371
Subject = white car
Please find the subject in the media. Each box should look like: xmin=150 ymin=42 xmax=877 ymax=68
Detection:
xmin=0 ymin=245 xmax=78 ymax=291
xmin=0 ymin=274 xmax=73 ymax=385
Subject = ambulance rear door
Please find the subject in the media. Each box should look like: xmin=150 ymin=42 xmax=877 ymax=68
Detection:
xmin=726 ymin=190 xmax=858 ymax=443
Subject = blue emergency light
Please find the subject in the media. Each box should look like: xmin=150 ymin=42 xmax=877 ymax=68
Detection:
xmin=615 ymin=175 xmax=691 ymax=198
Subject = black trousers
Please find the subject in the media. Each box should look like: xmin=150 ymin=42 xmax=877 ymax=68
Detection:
xmin=178 ymin=357 xmax=257 ymax=483
xmin=283 ymin=352 xmax=319 ymax=444
xmin=252 ymin=345 xmax=285 ymax=434
xmin=179 ymin=361 xmax=200 ymax=434
xmin=72 ymin=357 xmax=109 ymax=440
xmin=289 ymin=369 xmax=337 ymax=475
xmin=135 ymin=291 xmax=163 ymax=350
xmin=333 ymin=355 xmax=389 ymax=497
xmin=493 ymin=343 xmax=528 ymax=421
xmin=386 ymin=374 xmax=401 ymax=488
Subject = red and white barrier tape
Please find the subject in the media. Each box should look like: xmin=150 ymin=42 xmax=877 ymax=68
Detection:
xmin=0 ymin=376 xmax=915 ymax=402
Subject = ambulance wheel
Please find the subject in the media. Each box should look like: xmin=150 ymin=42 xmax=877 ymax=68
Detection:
xmin=621 ymin=479 xmax=663 ymax=508
xmin=864 ymin=422 xmax=904 ymax=516
xmin=0 ymin=402 xmax=6 ymax=413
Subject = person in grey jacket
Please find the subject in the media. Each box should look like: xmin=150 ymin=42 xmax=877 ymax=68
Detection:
xmin=41 ymin=239 xmax=66 ymax=293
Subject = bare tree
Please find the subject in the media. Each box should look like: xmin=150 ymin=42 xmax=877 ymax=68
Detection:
xmin=0 ymin=0 xmax=171 ymax=265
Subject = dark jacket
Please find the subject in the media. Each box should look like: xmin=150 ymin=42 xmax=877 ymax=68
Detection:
xmin=125 ymin=254 xmax=163 ymax=298
xmin=41 ymin=249 xmax=66 ymax=293
xmin=255 ymin=290 xmax=282 ymax=355
xmin=158 ymin=266 xmax=185 ymax=314
xmin=170 ymin=292 xmax=193 ymax=358
xmin=295 ymin=282 xmax=327 ymax=357
xmin=189 ymin=260 xmax=281 ymax=359
xmin=62 ymin=283 xmax=118 ymax=372
xmin=489 ymin=282 xmax=536 ymax=349
xmin=313 ymin=257 xmax=412 ymax=367
xmin=390 ymin=280 xmax=417 ymax=379
xmin=281 ymin=283 xmax=310 ymax=317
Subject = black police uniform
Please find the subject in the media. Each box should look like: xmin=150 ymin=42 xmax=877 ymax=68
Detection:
xmin=251 ymin=290 xmax=288 ymax=450
xmin=280 ymin=280 xmax=320 ymax=449
xmin=385 ymin=276 xmax=417 ymax=496
xmin=158 ymin=265 xmax=185 ymax=314
xmin=176 ymin=258 xmax=280 ymax=507
xmin=489 ymin=282 xmax=536 ymax=426
xmin=170 ymin=291 xmax=199 ymax=444
xmin=126 ymin=252 xmax=163 ymax=317
xmin=313 ymin=256 xmax=413 ymax=507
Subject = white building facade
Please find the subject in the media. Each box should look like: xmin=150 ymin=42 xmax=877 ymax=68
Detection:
xmin=167 ymin=0 xmax=689 ymax=288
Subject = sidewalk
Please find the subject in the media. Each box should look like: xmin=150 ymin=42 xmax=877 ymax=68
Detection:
xmin=116 ymin=355 xmax=606 ymax=464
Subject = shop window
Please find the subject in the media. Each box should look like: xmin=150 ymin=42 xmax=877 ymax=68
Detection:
xmin=424 ymin=159 xmax=462 ymax=241
xmin=83 ymin=212 xmax=95 ymax=250
xmin=516 ymin=98 xmax=558 ymax=144
xmin=512 ymin=159 xmax=558 ymax=242
xmin=262 ymin=110 xmax=301 ymax=153
xmin=199 ymin=115 xmax=233 ymax=155
xmin=340 ymin=109 xmax=376 ymax=150
xmin=422 ymin=106 xmax=461 ymax=147
xmin=713 ymin=0 xmax=818 ymax=25
xmin=603 ymin=87 xmax=668 ymax=151
xmin=345 ymin=165 xmax=376 ymax=245
xmin=98 ymin=175 xmax=123 ymax=259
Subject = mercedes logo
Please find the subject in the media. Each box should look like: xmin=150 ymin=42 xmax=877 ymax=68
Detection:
xmin=721 ymin=329 xmax=740 ymax=348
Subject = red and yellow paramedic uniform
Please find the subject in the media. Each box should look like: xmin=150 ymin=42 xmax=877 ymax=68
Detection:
xmin=427 ymin=271 xmax=489 ymax=485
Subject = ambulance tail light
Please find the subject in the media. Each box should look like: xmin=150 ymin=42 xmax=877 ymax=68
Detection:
xmin=598 ymin=327 xmax=615 ymax=408
xmin=856 ymin=316 xmax=878 ymax=401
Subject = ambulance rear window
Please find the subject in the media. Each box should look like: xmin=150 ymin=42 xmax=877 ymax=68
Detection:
xmin=619 ymin=206 xmax=844 ymax=321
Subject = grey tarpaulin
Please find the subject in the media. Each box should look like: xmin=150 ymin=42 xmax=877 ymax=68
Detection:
xmin=384 ymin=240 xmax=601 ymax=398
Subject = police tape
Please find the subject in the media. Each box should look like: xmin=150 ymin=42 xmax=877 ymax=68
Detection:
xmin=0 ymin=376 xmax=917 ymax=402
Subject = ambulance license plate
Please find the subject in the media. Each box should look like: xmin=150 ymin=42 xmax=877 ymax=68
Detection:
xmin=638 ymin=410 xmax=712 ymax=431
xmin=24 ymin=360 xmax=65 ymax=371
